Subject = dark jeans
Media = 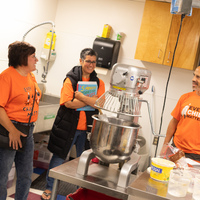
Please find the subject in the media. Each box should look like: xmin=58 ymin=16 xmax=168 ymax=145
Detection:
xmin=0 ymin=125 xmax=34 ymax=200
xmin=46 ymin=130 xmax=87 ymax=191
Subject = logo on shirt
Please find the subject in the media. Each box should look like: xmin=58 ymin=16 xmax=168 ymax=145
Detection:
xmin=23 ymin=86 xmax=40 ymax=117
xmin=181 ymin=104 xmax=200 ymax=121
xmin=181 ymin=105 xmax=190 ymax=118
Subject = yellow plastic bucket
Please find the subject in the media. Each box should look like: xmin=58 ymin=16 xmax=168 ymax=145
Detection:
xmin=150 ymin=157 xmax=175 ymax=182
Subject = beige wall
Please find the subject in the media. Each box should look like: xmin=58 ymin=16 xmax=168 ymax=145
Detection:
xmin=0 ymin=0 xmax=195 ymax=158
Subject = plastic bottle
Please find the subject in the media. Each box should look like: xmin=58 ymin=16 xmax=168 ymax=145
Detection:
xmin=101 ymin=24 xmax=112 ymax=38
xmin=43 ymin=30 xmax=56 ymax=50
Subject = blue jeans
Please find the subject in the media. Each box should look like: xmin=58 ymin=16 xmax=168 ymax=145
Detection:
xmin=46 ymin=130 xmax=87 ymax=191
xmin=0 ymin=124 xmax=34 ymax=200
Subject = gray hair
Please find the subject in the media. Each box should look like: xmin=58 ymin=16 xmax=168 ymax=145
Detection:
xmin=80 ymin=48 xmax=98 ymax=60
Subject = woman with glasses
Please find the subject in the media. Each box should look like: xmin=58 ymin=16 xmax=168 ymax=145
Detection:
xmin=41 ymin=48 xmax=105 ymax=200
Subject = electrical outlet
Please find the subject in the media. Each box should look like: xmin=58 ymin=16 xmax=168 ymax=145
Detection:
xmin=153 ymin=136 xmax=158 ymax=145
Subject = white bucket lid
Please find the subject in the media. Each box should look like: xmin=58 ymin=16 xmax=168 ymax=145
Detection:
xmin=152 ymin=157 xmax=175 ymax=168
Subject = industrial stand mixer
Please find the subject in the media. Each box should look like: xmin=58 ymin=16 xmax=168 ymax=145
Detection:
xmin=77 ymin=63 xmax=165 ymax=188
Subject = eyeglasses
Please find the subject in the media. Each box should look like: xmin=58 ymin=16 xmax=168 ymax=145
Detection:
xmin=84 ymin=60 xmax=96 ymax=64
xmin=31 ymin=54 xmax=37 ymax=60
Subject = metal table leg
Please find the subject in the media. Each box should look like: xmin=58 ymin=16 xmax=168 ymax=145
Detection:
xmin=51 ymin=179 xmax=59 ymax=200
xmin=76 ymin=149 xmax=95 ymax=176
xmin=117 ymin=153 xmax=141 ymax=188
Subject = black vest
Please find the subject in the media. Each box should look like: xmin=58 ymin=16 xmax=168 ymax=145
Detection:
xmin=47 ymin=66 xmax=99 ymax=159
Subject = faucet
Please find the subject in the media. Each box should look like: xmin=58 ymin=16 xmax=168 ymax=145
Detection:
xmin=22 ymin=21 xmax=55 ymax=83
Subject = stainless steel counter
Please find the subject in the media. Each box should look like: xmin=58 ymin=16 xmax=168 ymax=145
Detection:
xmin=49 ymin=157 xmax=194 ymax=200
xmin=128 ymin=171 xmax=194 ymax=200
xmin=49 ymin=157 xmax=137 ymax=200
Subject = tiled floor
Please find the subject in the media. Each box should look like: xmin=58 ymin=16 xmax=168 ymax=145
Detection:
xmin=6 ymin=170 xmax=42 ymax=200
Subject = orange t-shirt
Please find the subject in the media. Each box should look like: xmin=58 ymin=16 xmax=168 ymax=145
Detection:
xmin=172 ymin=91 xmax=200 ymax=154
xmin=60 ymin=77 xmax=105 ymax=130
xmin=0 ymin=67 xmax=41 ymax=123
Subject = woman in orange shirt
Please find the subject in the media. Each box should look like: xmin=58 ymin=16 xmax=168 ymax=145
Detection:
xmin=0 ymin=41 xmax=41 ymax=200
xmin=41 ymin=48 xmax=105 ymax=200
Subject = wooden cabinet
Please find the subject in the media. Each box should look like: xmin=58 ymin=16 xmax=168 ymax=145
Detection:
xmin=163 ymin=9 xmax=200 ymax=70
xmin=135 ymin=0 xmax=172 ymax=65
xmin=135 ymin=0 xmax=200 ymax=70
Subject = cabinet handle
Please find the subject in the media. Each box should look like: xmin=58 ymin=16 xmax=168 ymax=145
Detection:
xmin=167 ymin=51 xmax=171 ymax=63
xmin=158 ymin=49 xmax=161 ymax=58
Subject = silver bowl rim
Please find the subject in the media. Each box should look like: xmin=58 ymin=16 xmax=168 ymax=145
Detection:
xmin=92 ymin=114 xmax=141 ymax=129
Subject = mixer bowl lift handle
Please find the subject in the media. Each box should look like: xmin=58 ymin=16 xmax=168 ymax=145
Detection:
xmin=139 ymin=99 xmax=166 ymax=138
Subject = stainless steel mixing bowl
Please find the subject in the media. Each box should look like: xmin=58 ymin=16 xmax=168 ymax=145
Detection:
xmin=90 ymin=115 xmax=141 ymax=163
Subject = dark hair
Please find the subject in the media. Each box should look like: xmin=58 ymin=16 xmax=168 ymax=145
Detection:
xmin=80 ymin=48 xmax=98 ymax=60
xmin=8 ymin=41 xmax=36 ymax=68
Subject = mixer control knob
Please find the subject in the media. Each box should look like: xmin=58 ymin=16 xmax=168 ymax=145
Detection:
xmin=123 ymin=71 xmax=128 ymax=76
xmin=138 ymin=90 xmax=143 ymax=95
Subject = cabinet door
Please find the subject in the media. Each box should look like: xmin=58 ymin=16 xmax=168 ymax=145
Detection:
xmin=163 ymin=8 xmax=200 ymax=70
xmin=135 ymin=0 xmax=172 ymax=64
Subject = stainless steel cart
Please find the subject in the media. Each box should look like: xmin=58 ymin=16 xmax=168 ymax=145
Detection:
xmin=49 ymin=156 xmax=194 ymax=200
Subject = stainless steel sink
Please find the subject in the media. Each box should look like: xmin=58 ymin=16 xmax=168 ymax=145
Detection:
xmin=40 ymin=94 xmax=60 ymax=105
xmin=33 ymin=85 xmax=60 ymax=133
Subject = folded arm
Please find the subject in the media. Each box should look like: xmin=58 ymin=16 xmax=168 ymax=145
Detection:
xmin=64 ymin=91 xmax=98 ymax=109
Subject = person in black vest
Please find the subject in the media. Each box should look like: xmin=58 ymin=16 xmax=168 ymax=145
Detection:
xmin=41 ymin=48 xmax=105 ymax=200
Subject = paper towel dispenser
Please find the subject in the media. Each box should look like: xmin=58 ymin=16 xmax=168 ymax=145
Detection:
xmin=93 ymin=37 xmax=120 ymax=70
